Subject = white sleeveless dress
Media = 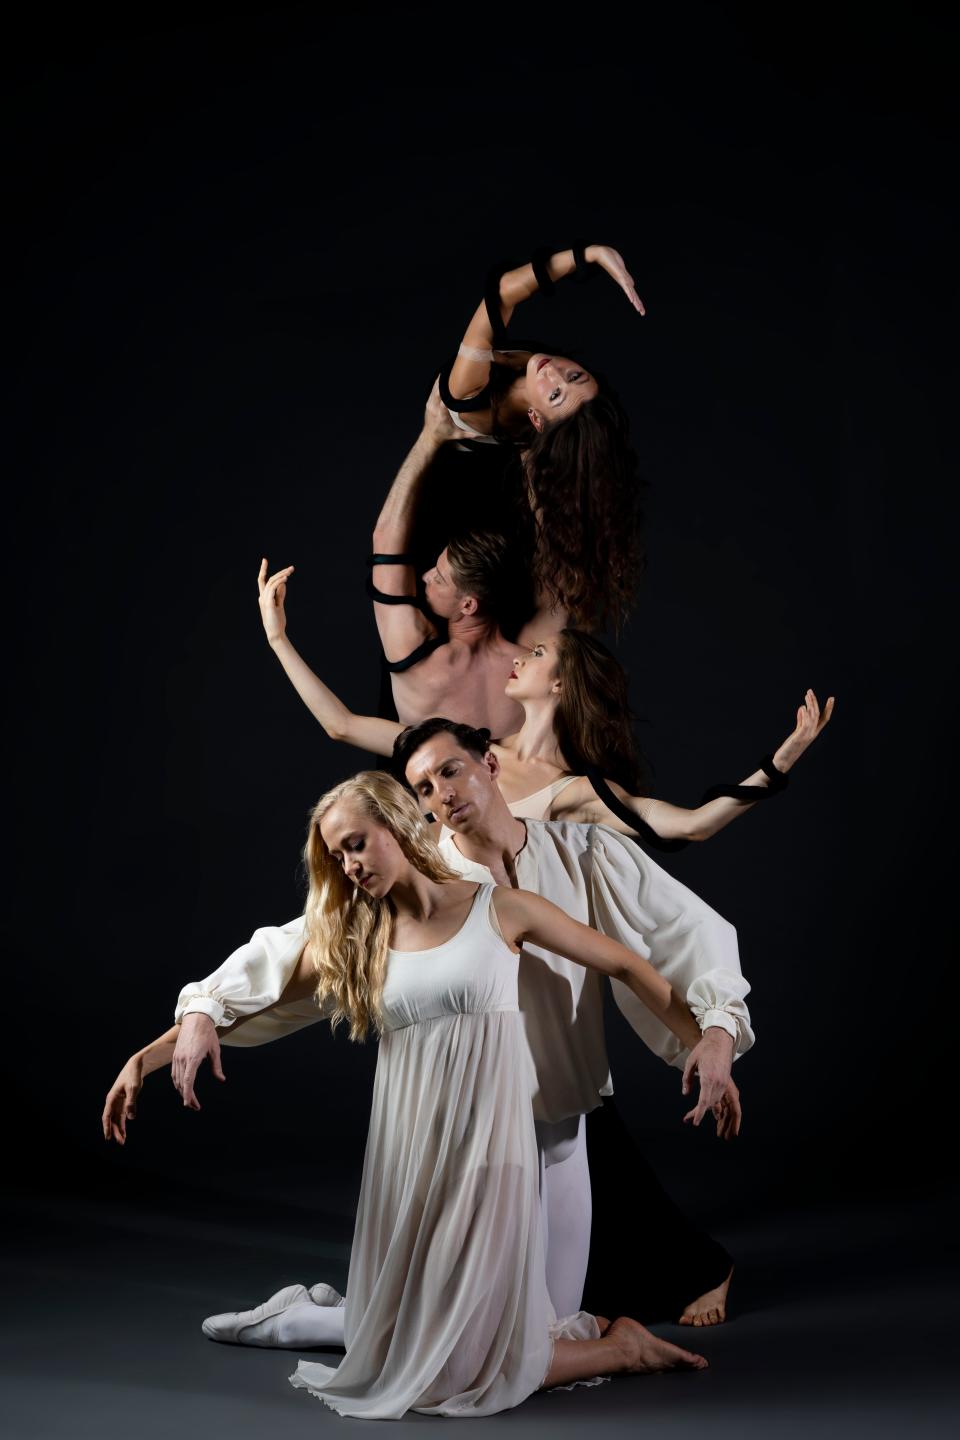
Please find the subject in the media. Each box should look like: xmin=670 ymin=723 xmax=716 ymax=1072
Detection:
xmin=288 ymin=884 xmax=599 ymax=1419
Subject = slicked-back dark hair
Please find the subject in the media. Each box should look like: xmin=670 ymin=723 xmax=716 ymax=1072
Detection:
xmin=392 ymin=717 xmax=493 ymax=785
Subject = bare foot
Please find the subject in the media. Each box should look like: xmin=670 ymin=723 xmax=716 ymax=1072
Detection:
xmin=606 ymin=1316 xmax=707 ymax=1373
xmin=678 ymin=1266 xmax=733 ymax=1328
xmin=595 ymin=1315 xmax=611 ymax=1336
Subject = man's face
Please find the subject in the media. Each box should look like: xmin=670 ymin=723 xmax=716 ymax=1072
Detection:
xmin=404 ymin=736 xmax=498 ymax=832
xmin=422 ymin=547 xmax=468 ymax=621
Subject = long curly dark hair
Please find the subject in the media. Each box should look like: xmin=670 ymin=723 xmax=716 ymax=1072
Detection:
xmin=552 ymin=628 xmax=649 ymax=794
xmin=487 ymin=359 xmax=645 ymax=632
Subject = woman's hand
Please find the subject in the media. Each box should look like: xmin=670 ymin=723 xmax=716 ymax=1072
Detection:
xmin=258 ymin=558 xmax=294 ymax=645
xmin=772 ymin=689 xmax=835 ymax=774
xmin=102 ymin=1054 xmax=144 ymax=1145
xmin=171 ymin=1014 xmax=225 ymax=1111
xmin=584 ymin=245 xmax=645 ymax=314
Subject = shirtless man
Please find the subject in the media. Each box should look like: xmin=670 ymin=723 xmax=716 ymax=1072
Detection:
xmin=264 ymin=386 xmax=549 ymax=735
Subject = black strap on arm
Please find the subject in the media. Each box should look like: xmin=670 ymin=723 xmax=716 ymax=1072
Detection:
xmin=366 ymin=554 xmax=445 ymax=674
xmin=366 ymin=553 xmax=426 ymax=607
xmin=571 ymin=238 xmax=591 ymax=284
xmin=531 ymin=246 xmax=557 ymax=296
xmin=383 ymin=634 xmax=447 ymax=674
xmin=483 ymin=260 xmax=511 ymax=346
xmin=586 ymin=754 xmax=789 ymax=852
xmin=585 ymin=767 xmax=691 ymax=853
xmin=437 ymin=355 xmax=491 ymax=414
xmin=700 ymin=756 xmax=789 ymax=803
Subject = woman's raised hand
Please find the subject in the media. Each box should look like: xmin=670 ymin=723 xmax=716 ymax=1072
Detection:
xmin=772 ymin=689 xmax=836 ymax=773
xmin=258 ymin=558 xmax=294 ymax=645
xmin=585 ymin=245 xmax=646 ymax=314
xmin=102 ymin=1054 xmax=144 ymax=1145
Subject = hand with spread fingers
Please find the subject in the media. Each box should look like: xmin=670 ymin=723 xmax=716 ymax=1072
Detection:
xmin=681 ymin=1026 xmax=736 ymax=1129
xmin=684 ymin=1076 xmax=743 ymax=1141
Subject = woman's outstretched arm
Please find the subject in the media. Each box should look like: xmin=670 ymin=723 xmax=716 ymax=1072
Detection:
xmin=258 ymin=559 xmax=402 ymax=756
xmin=492 ymin=886 xmax=734 ymax=1130
xmin=553 ymin=689 xmax=835 ymax=839
xmin=447 ymin=244 xmax=644 ymax=403
xmin=102 ymin=1025 xmax=182 ymax=1144
xmin=102 ymin=942 xmax=323 ymax=1143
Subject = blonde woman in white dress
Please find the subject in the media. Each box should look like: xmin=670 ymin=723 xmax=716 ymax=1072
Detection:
xmin=105 ymin=771 xmax=712 ymax=1418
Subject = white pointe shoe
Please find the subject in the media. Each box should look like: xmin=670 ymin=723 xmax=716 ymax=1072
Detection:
xmin=201 ymin=1282 xmax=310 ymax=1344
xmin=308 ymin=1282 xmax=345 ymax=1307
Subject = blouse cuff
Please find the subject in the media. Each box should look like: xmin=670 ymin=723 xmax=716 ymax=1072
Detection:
xmin=177 ymin=995 xmax=226 ymax=1028
xmin=697 ymin=1008 xmax=739 ymax=1043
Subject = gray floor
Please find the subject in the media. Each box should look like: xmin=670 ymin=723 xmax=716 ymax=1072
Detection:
xmin=2 ymin=1174 xmax=957 ymax=1439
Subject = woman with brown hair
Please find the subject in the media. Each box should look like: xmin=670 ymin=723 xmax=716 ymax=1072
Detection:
xmin=435 ymin=241 xmax=646 ymax=632
xmin=104 ymin=771 xmax=712 ymax=1418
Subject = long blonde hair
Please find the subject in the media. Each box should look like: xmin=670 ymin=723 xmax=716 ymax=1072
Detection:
xmin=304 ymin=771 xmax=461 ymax=1041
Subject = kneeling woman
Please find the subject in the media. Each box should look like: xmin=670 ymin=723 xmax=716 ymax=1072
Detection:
xmin=107 ymin=772 xmax=710 ymax=1418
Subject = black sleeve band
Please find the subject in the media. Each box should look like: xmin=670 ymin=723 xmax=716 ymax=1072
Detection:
xmin=571 ymin=238 xmax=591 ymax=284
xmin=438 ymin=355 xmax=491 ymax=414
xmin=366 ymin=553 xmax=427 ymax=607
xmin=531 ymin=246 xmax=557 ymax=296
xmin=383 ymin=634 xmax=446 ymax=674
xmin=366 ymin=576 xmax=424 ymax=606
xmin=587 ymin=752 xmax=790 ymax=850
xmin=584 ymin=767 xmax=691 ymax=853
xmin=483 ymin=261 xmax=511 ymax=345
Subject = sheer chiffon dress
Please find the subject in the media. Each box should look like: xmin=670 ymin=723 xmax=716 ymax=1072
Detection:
xmin=288 ymin=883 xmax=599 ymax=1419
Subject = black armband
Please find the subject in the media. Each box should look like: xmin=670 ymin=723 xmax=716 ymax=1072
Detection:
xmin=531 ymin=246 xmax=557 ymax=296
xmin=383 ymin=635 xmax=446 ymax=674
xmin=571 ymin=239 xmax=591 ymax=283
xmin=483 ymin=261 xmax=511 ymax=346
xmin=438 ymin=355 xmax=491 ymax=414
xmin=585 ymin=767 xmax=690 ymax=853
xmin=366 ymin=553 xmax=424 ymax=607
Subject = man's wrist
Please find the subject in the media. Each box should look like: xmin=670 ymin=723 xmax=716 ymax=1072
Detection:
xmin=416 ymin=427 xmax=443 ymax=453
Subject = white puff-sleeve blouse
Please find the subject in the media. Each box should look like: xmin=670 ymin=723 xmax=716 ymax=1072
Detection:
xmin=175 ymin=915 xmax=330 ymax=1046
xmin=584 ymin=825 xmax=755 ymax=1069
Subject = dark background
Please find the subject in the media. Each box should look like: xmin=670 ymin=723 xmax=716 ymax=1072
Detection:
xmin=4 ymin=8 xmax=957 ymax=1429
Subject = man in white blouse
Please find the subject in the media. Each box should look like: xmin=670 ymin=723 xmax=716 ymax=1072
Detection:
xmin=168 ymin=719 xmax=750 ymax=1342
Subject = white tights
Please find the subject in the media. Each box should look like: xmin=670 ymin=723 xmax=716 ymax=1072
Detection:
xmin=235 ymin=1112 xmax=592 ymax=1348
xmin=535 ymin=1112 xmax=592 ymax=1318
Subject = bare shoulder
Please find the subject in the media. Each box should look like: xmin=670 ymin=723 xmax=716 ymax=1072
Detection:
xmin=547 ymin=775 xmax=595 ymax=819
xmin=488 ymin=885 xmax=526 ymax=950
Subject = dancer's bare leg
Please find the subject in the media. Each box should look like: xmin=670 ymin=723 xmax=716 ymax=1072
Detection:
xmin=544 ymin=1318 xmax=707 ymax=1388
xmin=678 ymin=1267 xmax=733 ymax=1327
